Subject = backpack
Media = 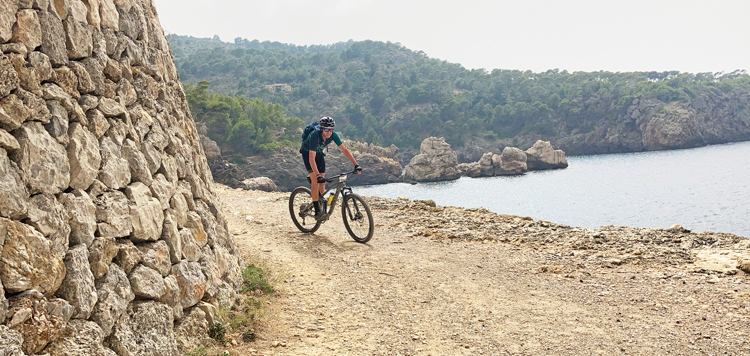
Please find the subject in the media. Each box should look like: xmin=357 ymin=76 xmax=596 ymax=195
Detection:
xmin=301 ymin=120 xmax=320 ymax=141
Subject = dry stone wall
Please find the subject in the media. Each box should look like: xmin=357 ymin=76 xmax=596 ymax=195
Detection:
xmin=0 ymin=0 xmax=243 ymax=355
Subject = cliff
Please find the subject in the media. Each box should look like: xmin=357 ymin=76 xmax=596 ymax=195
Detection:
xmin=0 ymin=1 xmax=242 ymax=355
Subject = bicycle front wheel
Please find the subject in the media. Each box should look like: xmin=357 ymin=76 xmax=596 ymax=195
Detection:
xmin=341 ymin=193 xmax=374 ymax=243
xmin=289 ymin=187 xmax=322 ymax=233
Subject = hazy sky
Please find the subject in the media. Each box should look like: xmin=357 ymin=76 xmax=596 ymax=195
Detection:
xmin=153 ymin=0 xmax=749 ymax=74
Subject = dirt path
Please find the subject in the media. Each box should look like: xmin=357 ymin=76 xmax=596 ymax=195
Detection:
xmin=215 ymin=185 xmax=750 ymax=356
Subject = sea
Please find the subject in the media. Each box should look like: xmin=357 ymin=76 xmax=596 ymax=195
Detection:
xmin=355 ymin=141 xmax=750 ymax=238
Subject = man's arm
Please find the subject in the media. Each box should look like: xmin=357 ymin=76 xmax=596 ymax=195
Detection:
xmin=338 ymin=144 xmax=359 ymax=169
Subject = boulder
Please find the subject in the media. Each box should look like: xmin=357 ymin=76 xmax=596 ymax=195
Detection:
xmin=170 ymin=261 xmax=206 ymax=308
xmin=106 ymin=301 xmax=179 ymax=356
xmin=161 ymin=211 xmax=182 ymax=263
xmin=122 ymin=138 xmax=153 ymax=185
xmin=11 ymin=9 xmax=42 ymax=53
xmin=128 ymin=264 xmax=166 ymax=300
xmin=403 ymin=137 xmax=461 ymax=182
xmin=495 ymin=147 xmax=527 ymax=175
xmin=525 ymin=140 xmax=568 ymax=170
xmin=465 ymin=152 xmax=495 ymax=178
xmin=98 ymin=136 xmax=131 ymax=189
xmin=0 ymin=148 xmax=28 ymax=220
xmin=0 ymin=325 xmax=25 ymax=356
xmin=44 ymin=319 xmax=118 ymax=356
xmin=169 ymin=190 xmax=189 ymax=228
xmin=55 ymin=244 xmax=97 ymax=319
xmin=63 ymin=16 xmax=93 ymax=59
xmin=0 ymin=0 xmax=18 ymax=43
xmin=11 ymin=121 xmax=71 ymax=195
xmin=94 ymin=190 xmax=132 ymax=238
xmin=179 ymin=228 xmax=200 ymax=262
xmin=68 ymin=122 xmax=102 ymax=190
xmin=88 ymin=235 xmax=118 ymax=279
xmin=38 ymin=5 xmax=69 ymax=66
xmin=26 ymin=193 xmax=70 ymax=259
xmin=126 ymin=181 xmax=164 ymax=242
xmin=60 ymin=189 xmax=97 ymax=247
xmin=242 ymin=176 xmax=279 ymax=192
xmin=160 ymin=274 xmax=183 ymax=321
xmin=0 ymin=53 xmax=20 ymax=98
xmin=0 ymin=218 xmax=66 ymax=296
xmin=114 ymin=239 xmax=141 ymax=274
xmin=136 ymin=240 xmax=171 ymax=277
xmin=91 ymin=264 xmax=134 ymax=337
xmin=6 ymin=290 xmax=66 ymax=354
xmin=150 ymin=173 xmax=175 ymax=210
xmin=0 ymin=93 xmax=30 ymax=131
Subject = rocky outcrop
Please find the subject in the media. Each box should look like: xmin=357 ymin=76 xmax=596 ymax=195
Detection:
xmin=0 ymin=0 xmax=243 ymax=354
xmin=403 ymin=137 xmax=461 ymax=182
xmin=207 ymin=142 xmax=404 ymax=192
xmin=242 ymin=177 xmax=279 ymax=192
xmin=495 ymin=147 xmax=528 ymax=175
xmin=525 ymin=140 xmax=568 ymax=170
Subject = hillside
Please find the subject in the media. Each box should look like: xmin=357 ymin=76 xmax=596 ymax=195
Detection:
xmin=167 ymin=35 xmax=750 ymax=159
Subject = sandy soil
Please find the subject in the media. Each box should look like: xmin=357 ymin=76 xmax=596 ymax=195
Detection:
xmin=214 ymin=185 xmax=750 ymax=356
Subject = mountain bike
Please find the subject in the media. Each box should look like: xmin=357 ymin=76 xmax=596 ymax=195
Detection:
xmin=288 ymin=169 xmax=374 ymax=243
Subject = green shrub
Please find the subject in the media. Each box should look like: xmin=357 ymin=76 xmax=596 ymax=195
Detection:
xmin=241 ymin=264 xmax=274 ymax=294
xmin=208 ymin=322 xmax=227 ymax=344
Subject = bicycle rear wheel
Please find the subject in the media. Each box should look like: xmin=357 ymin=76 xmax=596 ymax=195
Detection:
xmin=289 ymin=187 xmax=322 ymax=233
xmin=341 ymin=193 xmax=374 ymax=243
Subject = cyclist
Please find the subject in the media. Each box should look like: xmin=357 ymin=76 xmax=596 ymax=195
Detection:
xmin=300 ymin=117 xmax=360 ymax=219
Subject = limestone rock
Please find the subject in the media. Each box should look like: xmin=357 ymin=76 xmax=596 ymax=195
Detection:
xmin=91 ymin=263 xmax=134 ymax=337
xmin=44 ymin=319 xmax=118 ymax=356
xmin=128 ymin=264 xmax=166 ymax=300
xmin=180 ymin=228 xmax=200 ymax=262
xmin=525 ymin=140 xmax=568 ymax=170
xmin=0 ymin=93 xmax=29 ymax=131
xmin=94 ymin=190 xmax=132 ymax=238
xmin=122 ymin=138 xmax=153 ymax=185
xmin=55 ymin=244 xmax=97 ymax=319
xmin=0 ymin=148 xmax=28 ymax=220
xmin=174 ymin=308 xmax=210 ymax=353
xmin=64 ymin=17 xmax=93 ymax=59
xmin=88 ymin=235 xmax=118 ymax=279
xmin=46 ymin=297 xmax=77 ymax=324
xmin=68 ymin=122 xmax=102 ymax=190
xmin=404 ymin=137 xmax=461 ymax=182
xmin=26 ymin=193 xmax=70 ymax=259
xmin=242 ymin=176 xmax=279 ymax=192
xmin=160 ymin=274 xmax=182 ymax=320
xmin=185 ymin=211 xmax=208 ymax=248
xmin=161 ymin=212 xmax=182 ymax=263
xmin=0 ymin=325 xmax=25 ymax=356
xmin=12 ymin=121 xmax=71 ymax=195
xmin=496 ymin=147 xmax=527 ymax=175
xmin=0 ymin=218 xmax=66 ymax=295
xmin=6 ymin=290 xmax=66 ymax=354
xmin=0 ymin=54 xmax=20 ymax=98
xmin=16 ymin=88 xmax=51 ymax=124
xmin=29 ymin=51 xmax=54 ymax=83
xmin=169 ymin=187 xmax=189 ymax=228
xmin=98 ymin=136 xmax=131 ymax=189
xmin=0 ymin=127 xmax=20 ymax=152
xmin=39 ymin=6 xmax=69 ymax=66
xmin=137 ymin=240 xmax=171 ymax=277
xmin=106 ymin=301 xmax=179 ymax=356
xmin=60 ymin=189 xmax=97 ymax=247
xmin=0 ymin=0 xmax=18 ymax=43
xmin=45 ymin=100 xmax=70 ymax=146
xmin=171 ymin=261 xmax=206 ymax=308
xmin=150 ymin=173 xmax=175 ymax=210
xmin=114 ymin=239 xmax=141 ymax=274
xmin=126 ymin=181 xmax=163 ymax=242
xmin=11 ymin=9 xmax=42 ymax=54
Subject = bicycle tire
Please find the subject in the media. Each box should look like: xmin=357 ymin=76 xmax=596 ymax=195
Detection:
xmin=341 ymin=193 xmax=374 ymax=243
xmin=289 ymin=187 xmax=322 ymax=233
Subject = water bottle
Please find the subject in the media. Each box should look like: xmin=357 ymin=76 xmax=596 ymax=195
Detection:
xmin=327 ymin=193 xmax=335 ymax=206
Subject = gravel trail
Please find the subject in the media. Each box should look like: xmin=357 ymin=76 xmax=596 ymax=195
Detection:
xmin=216 ymin=185 xmax=750 ymax=356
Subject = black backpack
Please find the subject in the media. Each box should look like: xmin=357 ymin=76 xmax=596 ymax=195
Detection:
xmin=301 ymin=120 xmax=320 ymax=141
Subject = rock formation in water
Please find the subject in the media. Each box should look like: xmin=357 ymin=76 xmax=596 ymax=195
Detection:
xmin=524 ymin=140 xmax=568 ymax=170
xmin=403 ymin=136 xmax=461 ymax=183
xmin=0 ymin=0 xmax=242 ymax=355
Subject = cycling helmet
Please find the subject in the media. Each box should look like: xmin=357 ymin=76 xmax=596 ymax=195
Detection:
xmin=319 ymin=116 xmax=335 ymax=128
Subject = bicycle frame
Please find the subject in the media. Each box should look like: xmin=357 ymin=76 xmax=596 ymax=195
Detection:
xmin=319 ymin=171 xmax=357 ymax=218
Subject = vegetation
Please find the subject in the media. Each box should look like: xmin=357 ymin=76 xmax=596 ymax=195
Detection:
xmin=170 ymin=35 xmax=750 ymax=152
xmin=241 ymin=263 xmax=274 ymax=294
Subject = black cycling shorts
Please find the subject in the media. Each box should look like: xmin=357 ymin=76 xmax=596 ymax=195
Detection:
xmin=301 ymin=150 xmax=325 ymax=174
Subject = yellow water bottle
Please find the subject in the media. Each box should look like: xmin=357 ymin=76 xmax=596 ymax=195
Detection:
xmin=327 ymin=193 xmax=334 ymax=205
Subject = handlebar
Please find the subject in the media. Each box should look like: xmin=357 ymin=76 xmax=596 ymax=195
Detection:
xmin=325 ymin=168 xmax=362 ymax=183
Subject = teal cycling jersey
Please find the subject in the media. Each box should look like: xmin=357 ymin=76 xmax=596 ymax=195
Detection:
xmin=301 ymin=128 xmax=342 ymax=153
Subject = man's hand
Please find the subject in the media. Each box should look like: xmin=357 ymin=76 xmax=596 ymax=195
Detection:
xmin=354 ymin=164 xmax=362 ymax=174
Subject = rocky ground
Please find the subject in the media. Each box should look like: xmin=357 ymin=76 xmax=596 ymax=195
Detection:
xmin=213 ymin=184 xmax=750 ymax=356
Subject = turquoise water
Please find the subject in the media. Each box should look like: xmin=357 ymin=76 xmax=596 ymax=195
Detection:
xmin=356 ymin=141 xmax=750 ymax=237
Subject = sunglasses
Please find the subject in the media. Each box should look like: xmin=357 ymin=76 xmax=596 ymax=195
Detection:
xmin=322 ymin=128 xmax=334 ymax=132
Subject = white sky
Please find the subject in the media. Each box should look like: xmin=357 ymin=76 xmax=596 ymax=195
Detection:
xmin=153 ymin=0 xmax=750 ymax=74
